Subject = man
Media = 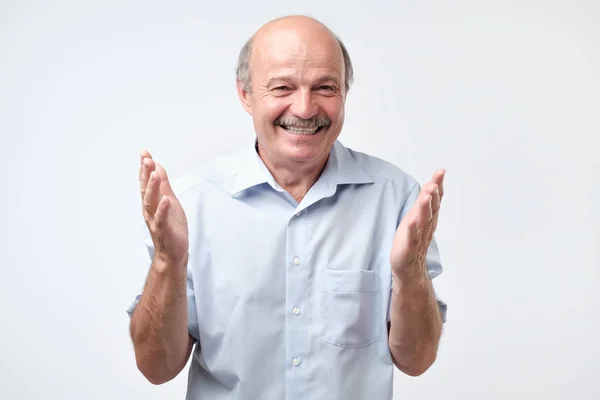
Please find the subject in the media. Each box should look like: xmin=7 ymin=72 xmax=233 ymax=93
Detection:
xmin=127 ymin=15 xmax=447 ymax=400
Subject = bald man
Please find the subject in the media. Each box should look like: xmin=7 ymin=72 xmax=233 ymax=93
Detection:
xmin=127 ymin=15 xmax=447 ymax=399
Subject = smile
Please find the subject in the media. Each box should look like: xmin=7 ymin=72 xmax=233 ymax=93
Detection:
xmin=279 ymin=125 xmax=325 ymax=135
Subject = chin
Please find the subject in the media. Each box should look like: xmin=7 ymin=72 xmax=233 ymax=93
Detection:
xmin=283 ymin=147 xmax=320 ymax=163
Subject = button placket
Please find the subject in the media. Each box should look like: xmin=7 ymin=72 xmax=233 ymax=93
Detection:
xmin=285 ymin=208 xmax=309 ymax=398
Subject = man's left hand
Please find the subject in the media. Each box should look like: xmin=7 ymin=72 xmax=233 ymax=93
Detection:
xmin=390 ymin=169 xmax=446 ymax=277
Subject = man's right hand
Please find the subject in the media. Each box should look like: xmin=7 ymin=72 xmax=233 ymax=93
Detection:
xmin=139 ymin=150 xmax=189 ymax=269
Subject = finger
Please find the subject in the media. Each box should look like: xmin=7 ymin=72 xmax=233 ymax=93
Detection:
xmin=140 ymin=157 xmax=156 ymax=200
xmin=412 ymin=190 xmax=432 ymax=234
xmin=431 ymin=169 xmax=446 ymax=230
xmin=153 ymin=195 xmax=170 ymax=231
xmin=432 ymin=169 xmax=445 ymax=199
xmin=154 ymin=163 xmax=175 ymax=197
xmin=143 ymin=171 xmax=161 ymax=217
xmin=139 ymin=150 xmax=153 ymax=180
xmin=423 ymin=181 xmax=440 ymax=217
xmin=422 ymin=193 xmax=438 ymax=246
xmin=140 ymin=150 xmax=152 ymax=165
xmin=423 ymin=181 xmax=441 ymax=232
xmin=417 ymin=193 xmax=433 ymax=228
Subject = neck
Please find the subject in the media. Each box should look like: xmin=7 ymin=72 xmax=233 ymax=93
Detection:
xmin=257 ymin=145 xmax=329 ymax=204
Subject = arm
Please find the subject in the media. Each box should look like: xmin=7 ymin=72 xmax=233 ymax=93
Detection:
xmin=129 ymin=150 xmax=195 ymax=384
xmin=130 ymin=256 xmax=195 ymax=385
xmin=388 ymin=171 xmax=446 ymax=376
xmin=388 ymin=265 xmax=443 ymax=376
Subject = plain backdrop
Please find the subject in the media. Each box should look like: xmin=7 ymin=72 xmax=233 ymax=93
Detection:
xmin=1 ymin=1 xmax=599 ymax=399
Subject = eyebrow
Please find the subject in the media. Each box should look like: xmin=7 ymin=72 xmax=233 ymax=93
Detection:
xmin=266 ymin=75 xmax=341 ymax=87
xmin=266 ymin=76 xmax=294 ymax=87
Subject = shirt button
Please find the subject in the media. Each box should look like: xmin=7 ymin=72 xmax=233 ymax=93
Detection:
xmin=295 ymin=210 xmax=302 ymax=217
xmin=292 ymin=307 xmax=300 ymax=315
xmin=292 ymin=357 xmax=300 ymax=366
xmin=293 ymin=256 xmax=300 ymax=266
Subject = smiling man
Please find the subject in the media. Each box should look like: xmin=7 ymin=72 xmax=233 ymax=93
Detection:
xmin=127 ymin=15 xmax=448 ymax=400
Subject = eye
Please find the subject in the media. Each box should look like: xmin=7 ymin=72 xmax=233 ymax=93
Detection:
xmin=316 ymin=85 xmax=336 ymax=92
xmin=272 ymin=86 xmax=290 ymax=91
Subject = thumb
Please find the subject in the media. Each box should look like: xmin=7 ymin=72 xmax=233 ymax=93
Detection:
xmin=154 ymin=163 xmax=176 ymax=197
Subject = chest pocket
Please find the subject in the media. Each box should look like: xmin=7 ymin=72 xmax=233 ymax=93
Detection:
xmin=323 ymin=268 xmax=381 ymax=348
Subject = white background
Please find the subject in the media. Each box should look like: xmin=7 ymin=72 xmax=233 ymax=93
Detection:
xmin=1 ymin=1 xmax=599 ymax=399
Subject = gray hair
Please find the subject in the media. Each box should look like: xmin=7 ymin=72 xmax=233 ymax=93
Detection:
xmin=235 ymin=34 xmax=354 ymax=94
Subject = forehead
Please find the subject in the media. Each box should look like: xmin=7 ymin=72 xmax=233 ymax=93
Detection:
xmin=252 ymin=28 xmax=344 ymax=82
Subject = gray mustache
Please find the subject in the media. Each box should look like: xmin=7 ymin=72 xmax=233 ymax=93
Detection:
xmin=274 ymin=116 xmax=331 ymax=129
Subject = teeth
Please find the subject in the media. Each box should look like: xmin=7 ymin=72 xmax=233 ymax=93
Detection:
xmin=283 ymin=126 xmax=319 ymax=135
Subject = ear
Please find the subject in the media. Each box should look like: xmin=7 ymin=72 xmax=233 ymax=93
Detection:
xmin=236 ymin=79 xmax=253 ymax=115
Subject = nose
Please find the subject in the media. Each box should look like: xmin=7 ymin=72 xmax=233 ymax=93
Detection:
xmin=289 ymin=89 xmax=319 ymax=120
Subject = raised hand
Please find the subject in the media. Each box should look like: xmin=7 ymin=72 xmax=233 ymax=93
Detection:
xmin=390 ymin=169 xmax=446 ymax=277
xmin=139 ymin=150 xmax=189 ymax=268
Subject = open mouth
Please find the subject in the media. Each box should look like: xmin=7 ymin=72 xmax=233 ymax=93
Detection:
xmin=278 ymin=125 xmax=325 ymax=135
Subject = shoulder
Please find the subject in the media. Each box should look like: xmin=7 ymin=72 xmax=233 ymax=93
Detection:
xmin=343 ymin=145 xmax=420 ymax=194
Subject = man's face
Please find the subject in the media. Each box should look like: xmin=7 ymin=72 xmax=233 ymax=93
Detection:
xmin=237 ymin=25 xmax=346 ymax=168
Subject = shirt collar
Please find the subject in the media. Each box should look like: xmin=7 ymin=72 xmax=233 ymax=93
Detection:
xmin=228 ymin=139 xmax=273 ymax=196
xmin=229 ymin=139 xmax=374 ymax=197
xmin=329 ymin=140 xmax=374 ymax=185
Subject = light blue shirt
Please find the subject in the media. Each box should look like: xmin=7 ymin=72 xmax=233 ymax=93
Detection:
xmin=127 ymin=139 xmax=447 ymax=400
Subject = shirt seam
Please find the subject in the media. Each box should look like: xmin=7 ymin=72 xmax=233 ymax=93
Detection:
xmin=176 ymin=172 xmax=238 ymax=197
xmin=397 ymin=181 xmax=420 ymax=211
xmin=363 ymin=173 xmax=418 ymax=199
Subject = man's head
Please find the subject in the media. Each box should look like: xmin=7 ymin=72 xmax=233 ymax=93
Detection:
xmin=236 ymin=15 xmax=353 ymax=171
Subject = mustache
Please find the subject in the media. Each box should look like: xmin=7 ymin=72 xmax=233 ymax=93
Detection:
xmin=274 ymin=116 xmax=332 ymax=129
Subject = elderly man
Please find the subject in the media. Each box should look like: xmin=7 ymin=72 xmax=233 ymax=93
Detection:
xmin=127 ymin=15 xmax=447 ymax=400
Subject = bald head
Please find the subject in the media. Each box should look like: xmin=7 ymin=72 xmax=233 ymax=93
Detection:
xmin=236 ymin=16 xmax=354 ymax=93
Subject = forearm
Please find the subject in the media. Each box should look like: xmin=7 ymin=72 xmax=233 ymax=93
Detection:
xmin=130 ymin=257 xmax=191 ymax=384
xmin=388 ymin=267 xmax=442 ymax=376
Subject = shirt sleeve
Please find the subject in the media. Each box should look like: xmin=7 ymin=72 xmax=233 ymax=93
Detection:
xmin=126 ymin=224 xmax=201 ymax=342
xmin=386 ymin=182 xmax=448 ymax=323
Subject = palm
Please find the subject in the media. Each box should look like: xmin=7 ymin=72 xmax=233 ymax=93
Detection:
xmin=139 ymin=151 xmax=189 ymax=267
xmin=390 ymin=170 xmax=445 ymax=275
xmin=154 ymin=165 xmax=189 ymax=263
xmin=390 ymin=212 xmax=428 ymax=271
